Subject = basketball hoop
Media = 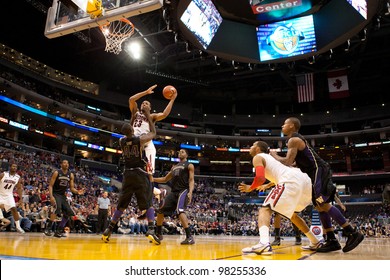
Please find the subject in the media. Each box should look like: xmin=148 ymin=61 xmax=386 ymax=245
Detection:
xmin=99 ymin=18 xmax=135 ymax=55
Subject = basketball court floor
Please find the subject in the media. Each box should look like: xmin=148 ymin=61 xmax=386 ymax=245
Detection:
xmin=0 ymin=232 xmax=388 ymax=260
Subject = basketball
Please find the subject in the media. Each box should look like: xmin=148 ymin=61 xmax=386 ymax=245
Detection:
xmin=162 ymin=85 xmax=177 ymax=100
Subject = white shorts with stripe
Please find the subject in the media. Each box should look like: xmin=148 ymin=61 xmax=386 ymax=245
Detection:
xmin=263 ymin=171 xmax=312 ymax=219
xmin=0 ymin=194 xmax=16 ymax=212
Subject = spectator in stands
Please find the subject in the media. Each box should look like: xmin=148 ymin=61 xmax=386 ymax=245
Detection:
xmin=270 ymin=117 xmax=364 ymax=253
xmin=73 ymin=210 xmax=92 ymax=233
xmin=151 ymin=149 xmax=196 ymax=245
xmin=117 ymin=215 xmax=131 ymax=234
xmin=6 ymin=202 xmax=33 ymax=232
xmin=38 ymin=205 xmax=49 ymax=232
xmin=128 ymin=213 xmax=140 ymax=234
xmin=0 ymin=209 xmax=11 ymax=231
xmin=239 ymin=141 xmax=322 ymax=255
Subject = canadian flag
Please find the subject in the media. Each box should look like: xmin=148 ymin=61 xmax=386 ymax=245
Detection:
xmin=327 ymin=69 xmax=350 ymax=99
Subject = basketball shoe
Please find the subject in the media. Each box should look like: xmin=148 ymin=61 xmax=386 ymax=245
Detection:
xmin=342 ymin=231 xmax=364 ymax=253
xmin=102 ymin=228 xmax=111 ymax=243
xmin=242 ymin=242 xmax=272 ymax=255
xmin=149 ymin=233 xmax=163 ymax=243
xmin=295 ymin=236 xmax=302 ymax=245
xmin=301 ymin=239 xmax=325 ymax=250
xmin=271 ymin=237 xmax=281 ymax=246
xmin=146 ymin=230 xmax=161 ymax=245
xmin=316 ymin=239 xmax=341 ymax=252
xmin=181 ymin=236 xmax=195 ymax=245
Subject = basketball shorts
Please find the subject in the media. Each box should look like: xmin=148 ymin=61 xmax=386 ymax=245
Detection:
xmin=311 ymin=164 xmax=336 ymax=204
xmin=118 ymin=168 xmax=153 ymax=211
xmin=0 ymin=194 xmax=16 ymax=212
xmin=159 ymin=189 xmax=189 ymax=216
xmin=53 ymin=193 xmax=75 ymax=217
xmin=262 ymin=172 xmax=312 ymax=219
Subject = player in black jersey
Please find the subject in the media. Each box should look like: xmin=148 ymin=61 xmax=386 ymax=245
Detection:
xmin=151 ymin=149 xmax=195 ymax=245
xmin=270 ymin=117 xmax=364 ymax=253
xmin=44 ymin=160 xmax=84 ymax=238
xmin=102 ymin=108 xmax=160 ymax=245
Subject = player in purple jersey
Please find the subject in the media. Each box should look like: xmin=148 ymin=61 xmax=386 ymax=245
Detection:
xmin=270 ymin=117 xmax=364 ymax=253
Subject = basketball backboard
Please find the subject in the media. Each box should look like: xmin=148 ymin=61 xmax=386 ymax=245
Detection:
xmin=44 ymin=0 xmax=164 ymax=38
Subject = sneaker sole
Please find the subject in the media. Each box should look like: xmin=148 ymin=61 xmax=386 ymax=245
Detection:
xmin=316 ymin=245 xmax=341 ymax=253
xmin=102 ymin=235 xmax=110 ymax=243
xmin=342 ymin=234 xmax=364 ymax=253
xmin=146 ymin=235 xmax=161 ymax=245
xmin=253 ymin=249 xmax=273 ymax=255
xmin=242 ymin=245 xmax=272 ymax=255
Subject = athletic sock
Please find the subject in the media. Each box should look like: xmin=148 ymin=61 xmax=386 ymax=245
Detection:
xmin=185 ymin=227 xmax=191 ymax=238
xmin=259 ymin=226 xmax=270 ymax=244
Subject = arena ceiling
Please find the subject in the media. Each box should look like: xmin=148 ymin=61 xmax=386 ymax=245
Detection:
xmin=1 ymin=0 xmax=390 ymax=114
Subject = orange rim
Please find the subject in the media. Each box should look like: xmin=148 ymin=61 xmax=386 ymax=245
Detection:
xmin=99 ymin=18 xmax=135 ymax=37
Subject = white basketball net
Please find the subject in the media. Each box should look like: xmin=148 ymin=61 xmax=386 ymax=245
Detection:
xmin=99 ymin=19 xmax=135 ymax=55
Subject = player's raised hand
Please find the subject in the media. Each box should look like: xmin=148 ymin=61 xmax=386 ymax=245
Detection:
xmin=146 ymin=84 xmax=157 ymax=95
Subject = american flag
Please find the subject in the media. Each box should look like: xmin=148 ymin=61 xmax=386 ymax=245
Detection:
xmin=296 ymin=73 xmax=314 ymax=103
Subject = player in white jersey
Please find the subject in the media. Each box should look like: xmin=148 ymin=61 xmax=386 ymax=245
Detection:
xmin=238 ymin=141 xmax=323 ymax=255
xmin=0 ymin=162 xmax=25 ymax=233
xmin=129 ymin=84 xmax=177 ymax=204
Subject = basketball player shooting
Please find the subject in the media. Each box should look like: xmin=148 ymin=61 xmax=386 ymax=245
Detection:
xmin=129 ymin=84 xmax=178 ymax=206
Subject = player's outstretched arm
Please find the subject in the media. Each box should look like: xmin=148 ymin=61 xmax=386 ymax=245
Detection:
xmin=153 ymin=89 xmax=177 ymax=122
xmin=128 ymin=84 xmax=157 ymax=115
xmin=152 ymin=172 xmax=173 ymax=184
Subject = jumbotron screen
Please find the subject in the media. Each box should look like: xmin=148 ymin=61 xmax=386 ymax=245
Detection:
xmin=257 ymin=14 xmax=317 ymax=61
xmin=180 ymin=0 xmax=223 ymax=49
xmin=347 ymin=0 xmax=367 ymax=19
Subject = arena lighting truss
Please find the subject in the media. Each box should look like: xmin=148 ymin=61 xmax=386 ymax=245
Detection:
xmin=145 ymin=69 xmax=209 ymax=86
